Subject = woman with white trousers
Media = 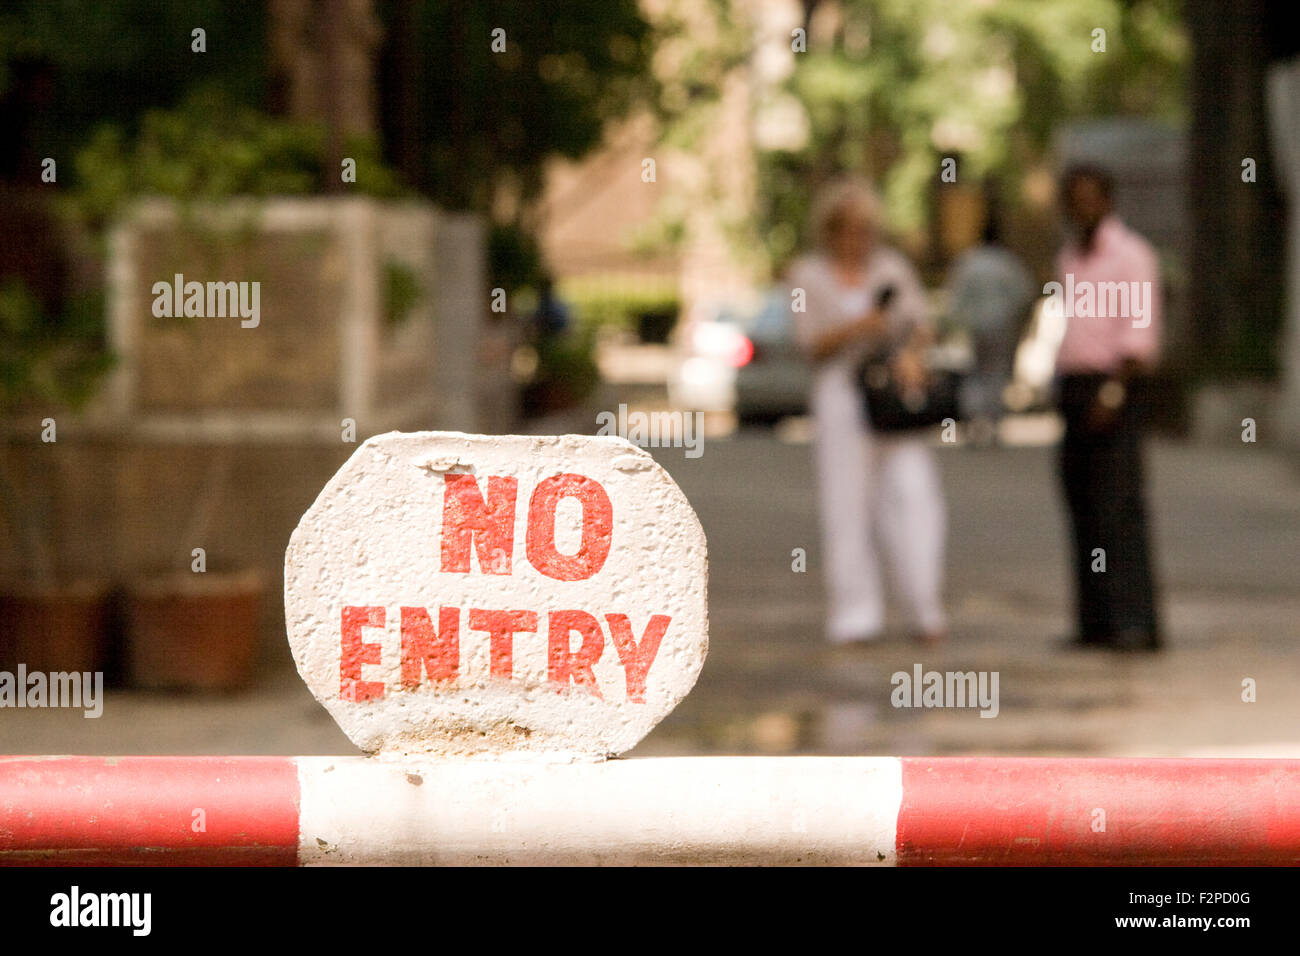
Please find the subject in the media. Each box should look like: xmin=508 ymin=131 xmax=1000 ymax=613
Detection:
xmin=786 ymin=179 xmax=947 ymax=646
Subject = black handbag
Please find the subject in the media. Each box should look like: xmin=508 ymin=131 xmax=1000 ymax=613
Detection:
xmin=851 ymin=283 xmax=962 ymax=433
xmin=857 ymin=355 xmax=963 ymax=433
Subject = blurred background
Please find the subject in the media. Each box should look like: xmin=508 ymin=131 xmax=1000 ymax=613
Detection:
xmin=1 ymin=0 xmax=1297 ymax=758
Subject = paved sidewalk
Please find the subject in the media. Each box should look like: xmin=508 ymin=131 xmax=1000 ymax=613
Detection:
xmin=1 ymin=433 xmax=1296 ymax=758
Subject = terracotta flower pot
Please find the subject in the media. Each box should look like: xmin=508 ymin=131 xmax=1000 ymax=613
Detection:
xmin=0 ymin=580 xmax=110 ymax=674
xmin=125 ymin=570 xmax=264 ymax=691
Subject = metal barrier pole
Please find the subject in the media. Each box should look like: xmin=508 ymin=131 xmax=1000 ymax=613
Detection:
xmin=4 ymin=755 xmax=1299 ymax=865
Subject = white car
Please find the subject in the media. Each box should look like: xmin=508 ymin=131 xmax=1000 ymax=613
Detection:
xmin=669 ymin=291 xmax=810 ymax=424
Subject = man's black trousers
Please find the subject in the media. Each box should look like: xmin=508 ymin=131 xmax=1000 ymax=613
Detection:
xmin=1057 ymin=374 xmax=1159 ymax=640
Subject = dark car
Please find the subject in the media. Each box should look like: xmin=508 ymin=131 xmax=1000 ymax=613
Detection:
xmin=733 ymin=290 xmax=811 ymax=425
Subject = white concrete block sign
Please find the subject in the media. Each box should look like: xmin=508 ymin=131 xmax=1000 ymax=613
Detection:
xmin=285 ymin=431 xmax=709 ymax=758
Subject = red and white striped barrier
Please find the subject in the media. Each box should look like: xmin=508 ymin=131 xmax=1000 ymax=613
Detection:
xmin=4 ymin=755 xmax=1299 ymax=865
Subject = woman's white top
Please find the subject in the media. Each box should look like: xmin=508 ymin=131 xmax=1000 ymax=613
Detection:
xmin=785 ymin=248 xmax=930 ymax=426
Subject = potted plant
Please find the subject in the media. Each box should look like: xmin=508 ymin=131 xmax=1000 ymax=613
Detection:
xmin=521 ymin=326 xmax=602 ymax=416
xmin=121 ymin=448 xmax=266 ymax=692
xmin=123 ymin=570 xmax=265 ymax=692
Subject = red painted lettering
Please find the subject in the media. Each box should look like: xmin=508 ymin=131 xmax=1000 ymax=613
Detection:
xmin=526 ymin=474 xmax=613 ymax=582
xmin=340 ymin=605 xmax=385 ymax=702
xmin=441 ymin=474 xmax=518 ymax=574
xmin=605 ymin=613 xmax=670 ymax=703
xmin=400 ymin=606 xmax=460 ymax=688
xmin=468 ymin=608 xmax=539 ymax=680
xmin=547 ymin=610 xmax=604 ymax=697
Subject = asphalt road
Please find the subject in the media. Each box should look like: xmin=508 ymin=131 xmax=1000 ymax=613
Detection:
xmin=2 ymin=428 xmax=1297 ymax=758
xmin=639 ymin=430 xmax=1300 ymax=757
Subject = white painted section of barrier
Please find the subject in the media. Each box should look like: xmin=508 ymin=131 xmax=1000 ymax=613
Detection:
xmin=297 ymin=756 xmax=902 ymax=866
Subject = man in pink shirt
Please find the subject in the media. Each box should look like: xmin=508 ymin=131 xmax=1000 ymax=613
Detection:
xmin=1053 ymin=164 xmax=1162 ymax=652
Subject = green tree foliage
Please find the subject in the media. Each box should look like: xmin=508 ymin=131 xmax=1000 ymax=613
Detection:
xmin=751 ymin=0 xmax=1186 ymax=266
xmin=372 ymin=1 xmax=653 ymax=294
xmin=0 ymin=0 xmax=266 ymax=180
xmin=3 ymin=0 xmax=652 ymax=228
xmin=378 ymin=0 xmax=653 ymax=212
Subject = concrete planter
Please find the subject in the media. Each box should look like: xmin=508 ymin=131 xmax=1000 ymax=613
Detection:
xmin=101 ymin=197 xmax=489 ymax=437
xmin=125 ymin=570 xmax=264 ymax=691
xmin=0 ymin=580 xmax=110 ymax=674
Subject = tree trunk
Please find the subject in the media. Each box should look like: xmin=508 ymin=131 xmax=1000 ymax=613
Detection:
xmin=1186 ymin=0 xmax=1287 ymax=379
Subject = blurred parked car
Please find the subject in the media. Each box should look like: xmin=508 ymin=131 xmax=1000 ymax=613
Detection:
xmin=667 ymin=308 xmax=745 ymax=413
xmin=734 ymin=290 xmax=812 ymax=424
xmin=668 ymin=290 xmax=810 ymax=424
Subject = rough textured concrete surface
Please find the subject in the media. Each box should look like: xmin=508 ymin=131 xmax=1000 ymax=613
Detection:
xmin=285 ymin=431 xmax=709 ymax=758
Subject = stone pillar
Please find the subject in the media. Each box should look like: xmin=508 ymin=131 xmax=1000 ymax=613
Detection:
xmin=431 ymin=213 xmax=487 ymax=431
xmin=1266 ymin=56 xmax=1300 ymax=449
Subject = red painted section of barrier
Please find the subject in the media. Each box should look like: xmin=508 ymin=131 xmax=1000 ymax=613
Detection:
xmin=897 ymin=758 xmax=1300 ymax=865
xmin=0 ymin=756 xmax=299 ymax=866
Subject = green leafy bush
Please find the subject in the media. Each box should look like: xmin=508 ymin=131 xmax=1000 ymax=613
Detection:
xmin=69 ymin=87 xmax=404 ymax=230
xmin=383 ymin=259 xmax=422 ymax=329
xmin=0 ymin=277 xmax=113 ymax=412
xmin=560 ymin=275 xmax=679 ymax=336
